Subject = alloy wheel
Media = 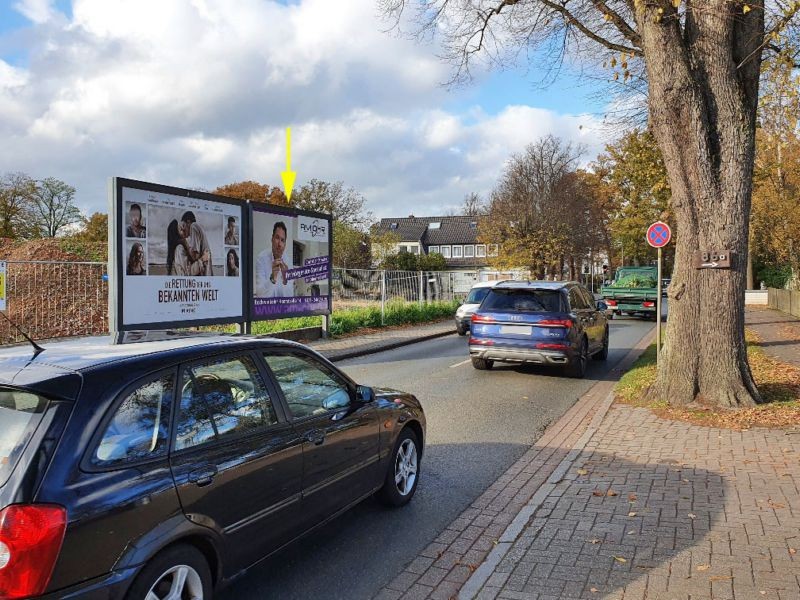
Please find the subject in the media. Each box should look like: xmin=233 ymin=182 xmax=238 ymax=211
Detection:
xmin=145 ymin=564 xmax=204 ymax=600
xmin=394 ymin=438 xmax=418 ymax=496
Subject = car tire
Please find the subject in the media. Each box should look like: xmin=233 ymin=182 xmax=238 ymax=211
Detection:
xmin=126 ymin=544 xmax=212 ymax=600
xmin=471 ymin=357 xmax=493 ymax=370
xmin=565 ymin=338 xmax=588 ymax=378
xmin=377 ymin=428 xmax=421 ymax=507
xmin=456 ymin=323 xmax=467 ymax=336
xmin=593 ymin=327 xmax=609 ymax=361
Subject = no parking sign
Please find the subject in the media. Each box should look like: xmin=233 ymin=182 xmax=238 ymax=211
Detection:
xmin=646 ymin=221 xmax=672 ymax=248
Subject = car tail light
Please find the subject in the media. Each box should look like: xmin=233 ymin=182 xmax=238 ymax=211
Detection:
xmin=535 ymin=343 xmax=570 ymax=350
xmin=0 ymin=504 xmax=67 ymax=599
xmin=469 ymin=338 xmax=494 ymax=346
xmin=642 ymin=301 xmax=655 ymax=308
xmin=471 ymin=314 xmax=495 ymax=324
xmin=605 ymin=300 xmax=617 ymax=307
xmin=537 ymin=319 xmax=573 ymax=328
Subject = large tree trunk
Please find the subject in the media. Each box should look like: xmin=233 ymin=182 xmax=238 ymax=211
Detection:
xmin=636 ymin=1 xmax=763 ymax=407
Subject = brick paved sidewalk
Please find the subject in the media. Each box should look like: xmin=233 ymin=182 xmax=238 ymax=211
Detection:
xmin=308 ymin=320 xmax=454 ymax=362
xmin=747 ymin=307 xmax=800 ymax=369
xmin=375 ymin=318 xmax=800 ymax=600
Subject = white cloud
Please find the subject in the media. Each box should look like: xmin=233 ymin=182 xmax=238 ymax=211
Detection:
xmin=0 ymin=0 xmax=608 ymax=221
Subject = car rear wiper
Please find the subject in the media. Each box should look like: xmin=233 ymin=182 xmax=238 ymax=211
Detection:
xmin=0 ymin=311 xmax=45 ymax=359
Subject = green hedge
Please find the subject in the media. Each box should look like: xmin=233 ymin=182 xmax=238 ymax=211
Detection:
xmin=243 ymin=299 xmax=459 ymax=337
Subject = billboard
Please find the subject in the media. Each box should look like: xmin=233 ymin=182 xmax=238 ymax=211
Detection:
xmin=251 ymin=203 xmax=331 ymax=320
xmin=110 ymin=178 xmax=246 ymax=331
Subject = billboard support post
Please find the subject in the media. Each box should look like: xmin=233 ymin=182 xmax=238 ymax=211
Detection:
xmin=321 ymin=314 xmax=329 ymax=339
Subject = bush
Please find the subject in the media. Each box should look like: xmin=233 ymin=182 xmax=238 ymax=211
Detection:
xmin=756 ymin=264 xmax=792 ymax=289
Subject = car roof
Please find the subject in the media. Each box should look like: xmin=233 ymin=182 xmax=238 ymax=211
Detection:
xmin=493 ymin=280 xmax=574 ymax=291
xmin=470 ymin=280 xmax=506 ymax=289
xmin=0 ymin=334 xmax=307 ymax=376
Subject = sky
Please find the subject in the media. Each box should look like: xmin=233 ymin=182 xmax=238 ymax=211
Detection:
xmin=0 ymin=0 xmax=613 ymax=220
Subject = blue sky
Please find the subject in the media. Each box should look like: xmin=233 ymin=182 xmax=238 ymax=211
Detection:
xmin=0 ymin=0 xmax=612 ymax=219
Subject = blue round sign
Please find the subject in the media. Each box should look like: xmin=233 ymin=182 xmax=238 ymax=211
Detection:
xmin=646 ymin=222 xmax=671 ymax=248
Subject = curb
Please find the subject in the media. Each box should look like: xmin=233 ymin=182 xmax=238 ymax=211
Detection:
xmin=320 ymin=328 xmax=456 ymax=363
xmin=458 ymin=331 xmax=656 ymax=600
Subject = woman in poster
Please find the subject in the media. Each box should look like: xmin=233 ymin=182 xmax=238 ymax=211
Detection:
xmin=126 ymin=242 xmax=146 ymax=275
xmin=181 ymin=211 xmax=213 ymax=276
xmin=226 ymin=249 xmax=240 ymax=277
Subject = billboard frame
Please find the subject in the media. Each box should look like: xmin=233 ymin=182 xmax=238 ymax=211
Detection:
xmin=248 ymin=201 xmax=333 ymax=322
xmin=109 ymin=177 xmax=249 ymax=333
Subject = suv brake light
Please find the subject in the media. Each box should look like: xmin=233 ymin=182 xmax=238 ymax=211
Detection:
xmin=0 ymin=504 xmax=67 ymax=599
xmin=537 ymin=319 xmax=573 ymax=328
xmin=471 ymin=314 xmax=495 ymax=324
xmin=643 ymin=301 xmax=655 ymax=308
xmin=605 ymin=299 xmax=617 ymax=307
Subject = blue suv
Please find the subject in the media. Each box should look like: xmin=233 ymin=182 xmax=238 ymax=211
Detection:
xmin=468 ymin=281 xmax=609 ymax=378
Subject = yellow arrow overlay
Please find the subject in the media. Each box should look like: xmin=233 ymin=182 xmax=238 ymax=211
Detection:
xmin=281 ymin=127 xmax=296 ymax=202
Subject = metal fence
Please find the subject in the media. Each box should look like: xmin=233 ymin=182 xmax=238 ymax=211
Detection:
xmin=0 ymin=261 xmax=109 ymax=344
xmin=0 ymin=262 xmax=532 ymax=344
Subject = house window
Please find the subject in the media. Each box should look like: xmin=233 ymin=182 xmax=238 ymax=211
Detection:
xmin=470 ymin=222 xmax=478 ymax=229
xmin=452 ymin=246 xmax=463 ymax=258
xmin=488 ymin=244 xmax=499 ymax=257
xmin=428 ymin=246 xmax=440 ymax=255
xmin=476 ymin=245 xmax=486 ymax=257
xmin=441 ymin=246 xmax=451 ymax=258
xmin=464 ymin=245 xmax=475 ymax=258
xmin=428 ymin=222 xmax=441 ymax=230
xmin=410 ymin=246 xmax=419 ymax=255
xmin=389 ymin=222 xmax=398 ymax=230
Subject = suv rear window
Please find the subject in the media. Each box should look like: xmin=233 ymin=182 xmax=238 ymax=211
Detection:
xmin=482 ymin=289 xmax=564 ymax=312
xmin=0 ymin=388 xmax=48 ymax=486
xmin=466 ymin=287 xmax=492 ymax=304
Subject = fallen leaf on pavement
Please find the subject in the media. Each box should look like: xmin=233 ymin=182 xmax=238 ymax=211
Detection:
xmin=590 ymin=588 xmax=598 ymax=593
xmin=607 ymin=490 xmax=618 ymax=497
xmin=628 ymin=512 xmax=637 ymax=517
xmin=628 ymin=493 xmax=637 ymax=502
xmin=696 ymin=564 xmax=710 ymax=571
xmin=613 ymin=556 xmax=627 ymax=563
xmin=687 ymin=513 xmax=697 ymax=519
xmin=789 ymin=548 xmax=797 ymax=555
xmin=592 ymin=490 xmax=604 ymax=497
xmin=577 ymin=468 xmax=588 ymax=475
xmin=709 ymin=575 xmax=733 ymax=581
xmin=768 ymin=499 xmax=786 ymax=509
xmin=589 ymin=538 xmax=601 ymax=544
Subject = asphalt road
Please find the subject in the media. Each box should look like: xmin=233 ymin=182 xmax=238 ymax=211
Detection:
xmin=218 ymin=315 xmax=655 ymax=600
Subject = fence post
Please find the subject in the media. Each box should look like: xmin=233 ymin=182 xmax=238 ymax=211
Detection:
xmin=419 ymin=271 xmax=423 ymax=307
xmin=381 ymin=270 xmax=386 ymax=326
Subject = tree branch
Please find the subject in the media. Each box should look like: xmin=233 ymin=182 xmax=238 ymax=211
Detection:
xmin=538 ymin=0 xmax=643 ymax=56
xmin=737 ymin=3 xmax=800 ymax=69
xmin=590 ymin=0 xmax=642 ymax=48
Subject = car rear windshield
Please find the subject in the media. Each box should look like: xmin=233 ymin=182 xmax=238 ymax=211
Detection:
xmin=466 ymin=287 xmax=491 ymax=304
xmin=0 ymin=388 xmax=49 ymax=486
xmin=482 ymin=289 xmax=564 ymax=312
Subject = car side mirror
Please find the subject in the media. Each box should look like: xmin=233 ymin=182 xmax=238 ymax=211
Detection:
xmin=356 ymin=385 xmax=375 ymax=403
xmin=596 ymin=301 xmax=608 ymax=311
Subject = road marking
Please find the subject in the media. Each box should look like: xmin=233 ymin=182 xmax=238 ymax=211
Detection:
xmin=449 ymin=359 xmax=471 ymax=368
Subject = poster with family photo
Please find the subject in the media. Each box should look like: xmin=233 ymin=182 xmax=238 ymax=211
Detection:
xmin=111 ymin=178 xmax=246 ymax=331
xmin=251 ymin=204 xmax=331 ymax=320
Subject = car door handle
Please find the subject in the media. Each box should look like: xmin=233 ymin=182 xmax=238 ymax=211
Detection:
xmin=188 ymin=466 xmax=218 ymax=487
xmin=304 ymin=428 xmax=326 ymax=446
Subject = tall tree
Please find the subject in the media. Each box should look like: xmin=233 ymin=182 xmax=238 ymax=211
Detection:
xmin=333 ymin=221 xmax=371 ymax=269
xmin=461 ymin=192 xmax=488 ymax=216
xmin=0 ymin=172 xmax=36 ymax=238
xmin=213 ymin=181 xmax=287 ymax=204
xmin=382 ymin=0 xmax=800 ymax=407
xmin=591 ymin=130 xmax=673 ymax=269
xmin=292 ymin=179 xmax=372 ymax=229
xmin=30 ymin=178 xmax=83 ymax=238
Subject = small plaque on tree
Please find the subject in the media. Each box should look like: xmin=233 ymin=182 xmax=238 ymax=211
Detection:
xmin=694 ymin=250 xmax=734 ymax=269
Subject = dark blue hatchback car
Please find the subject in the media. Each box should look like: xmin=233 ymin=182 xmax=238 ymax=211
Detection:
xmin=0 ymin=335 xmax=425 ymax=600
xmin=468 ymin=281 xmax=609 ymax=378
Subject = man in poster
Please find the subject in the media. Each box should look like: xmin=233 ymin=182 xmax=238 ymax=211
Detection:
xmin=256 ymin=221 xmax=294 ymax=297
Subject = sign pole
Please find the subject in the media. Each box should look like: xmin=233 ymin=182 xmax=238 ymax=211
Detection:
xmin=656 ymin=247 xmax=662 ymax=361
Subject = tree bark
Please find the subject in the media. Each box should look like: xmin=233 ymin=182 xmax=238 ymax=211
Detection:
xmin=636 ymin=1 xmax=762 ymax=407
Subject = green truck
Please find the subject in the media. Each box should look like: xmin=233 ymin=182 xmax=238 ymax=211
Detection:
xmin=600 ymin=266 xmax=659 ymax=320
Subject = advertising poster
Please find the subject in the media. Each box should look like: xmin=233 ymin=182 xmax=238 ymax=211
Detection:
xmin=112 ymin=179 xmax=245 ymax=330
xmin=251 ymin=204 xmax=331 ymax=319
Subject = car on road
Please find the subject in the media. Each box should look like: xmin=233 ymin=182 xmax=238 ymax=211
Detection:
xmin=468 ymin=281 xmax=609 ymax=378
xmin=454 ymin=280 xmax=506 ymax=335
xmin=0 ymin=334 xmax=425 ymax=600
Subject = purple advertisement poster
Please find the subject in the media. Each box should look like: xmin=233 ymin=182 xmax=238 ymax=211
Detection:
xmin=251 ymin=205 xmax=331 ymax=319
